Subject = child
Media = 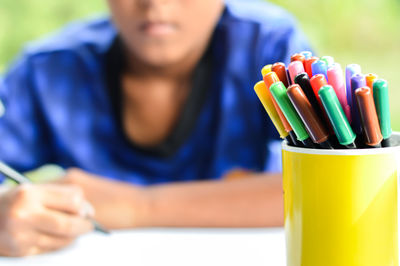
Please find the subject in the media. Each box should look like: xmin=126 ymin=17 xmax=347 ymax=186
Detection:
xmin=0 ymin=0 xmax=310 ymax=256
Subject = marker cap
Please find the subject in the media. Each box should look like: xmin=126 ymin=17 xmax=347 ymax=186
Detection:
xmin=320 ymin=56 xmax=334 ymax=68
xmin=365 ymin=73 xmax=378 ymax=90
xmin=290 ymin=53 xmax=306 ymax=64
xmin=300 ymin=51 xmax=312 ymax=60
xmin=254 ymin=81 xmax=288 ymax=139
xmin=261 ymin=64 xmax=272 ymax=77
xmin=373 ymin=79 xmax=392 ymax=139
xmin=269 ymin=82 xmax=309 ymax=141
xmin=311 ymin=60 xmax=328 ymax=80
xmin=288 ymin=61 xmax=305 ymax=84
xmin=318 ymin=85 xmax=356 ymax=146
xmin=304 ymin=56 xmax=319 ymax=78
xmin=345 ymin=64 xmax=361 ymax=106
xmin=287 ymin=84 xmax=329 ymax=144
xmin=310 ymin=74 xmax=328 ymax=105
xmin=271 ymin=62 xmax=289 ymax=88
xmin=327 ymin=63 xmax=351 ymax=122
xmin=350 ymin=73 xmax=366 ymax=135
xmin=355 ymin=86 xmax=383 ymax=146
xmin=263 ymin=72 xmax=293 ymax=132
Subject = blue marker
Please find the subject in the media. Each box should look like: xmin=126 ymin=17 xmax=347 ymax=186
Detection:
xmin=300 ymin=51 xmax=312 ymax=59
xmin=350 ymin=73 xmax=366 ymax=136
xmin=345 ymin=64 xmax=361 ymax=111
xmin=311 ymin=60 xmax=328 ymax=81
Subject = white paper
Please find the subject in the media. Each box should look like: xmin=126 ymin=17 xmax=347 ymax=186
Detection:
xmin=0 ymin=228 xmax=286 ymax=266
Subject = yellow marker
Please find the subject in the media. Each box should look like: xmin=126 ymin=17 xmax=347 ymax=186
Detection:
xmin=261 ymin=64 xmax=272 ymax=77
xmin=365 ymin=73 xmax=378 ymax=90
xmin=254 ymin=81 xmax=289 ymax=140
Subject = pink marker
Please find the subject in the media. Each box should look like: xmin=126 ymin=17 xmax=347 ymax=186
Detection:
xmin=327 ymin=63 xmax=351 ymax=123
xmin=288 ymin=61 xmax=305 ymax=84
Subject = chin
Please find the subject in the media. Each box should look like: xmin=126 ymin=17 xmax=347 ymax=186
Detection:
xmin=138 ymin=50 xmax=184 ymax=68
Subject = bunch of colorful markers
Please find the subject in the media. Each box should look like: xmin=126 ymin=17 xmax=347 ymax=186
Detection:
xmin=254 ymin=51 xmax=392 ymax=149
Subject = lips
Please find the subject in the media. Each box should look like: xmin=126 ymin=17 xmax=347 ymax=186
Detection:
xmin=139 ymin=21 xmax=178 ymax=37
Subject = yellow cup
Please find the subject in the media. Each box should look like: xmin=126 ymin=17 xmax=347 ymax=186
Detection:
xmin=282 ymin=134 xmax=400 ymax=266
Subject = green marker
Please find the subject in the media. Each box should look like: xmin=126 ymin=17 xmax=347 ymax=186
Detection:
xmin=318 ymin=85 xmax=356 ymax=148
xmin=373 ymin=79 xmax=392 ymax=147
xmin=320 ymin=56 xmax=334 ymax=68
xmin=269 ymin=82 xmax=314 ymax=148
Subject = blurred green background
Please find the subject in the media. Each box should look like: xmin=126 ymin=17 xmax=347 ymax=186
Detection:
xmin=0 ymin=0 xmax=399 ymax=128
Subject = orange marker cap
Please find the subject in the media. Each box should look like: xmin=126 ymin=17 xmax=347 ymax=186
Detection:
xmin=290 ymin=53 xmax=306 ymax=64
xmin=271 ymin=62 xmax=289 ymax=88
xmin=365 ymin=73 xmax=378 ymax=91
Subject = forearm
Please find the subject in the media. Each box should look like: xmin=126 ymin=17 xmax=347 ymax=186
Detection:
xmin=141 ymin=173 xmax=283 ymax=228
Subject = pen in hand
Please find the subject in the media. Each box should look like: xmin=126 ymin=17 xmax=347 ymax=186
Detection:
xmin=0 ymin=160 xmax=110 ymax=234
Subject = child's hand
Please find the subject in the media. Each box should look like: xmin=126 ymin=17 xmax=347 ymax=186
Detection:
xmin=0 ymin=184 xmax=93 ymax=257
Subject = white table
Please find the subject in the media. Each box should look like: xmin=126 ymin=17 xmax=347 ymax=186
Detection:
xmin=0 ymin=228 xmax=286 ymax=266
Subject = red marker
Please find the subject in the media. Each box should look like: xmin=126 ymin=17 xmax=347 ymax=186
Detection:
xmin=271 ymin=62 xmax=289 ymax=88
xmin=304 ymin=56 xmax=319 ymax=78
xmin=310 ymin=74 xmax=328 ymax=106
xmin=288 ymin=61 xmax=305 ymax=84
xmin=310 ymin=74 xmax=335 ymax=134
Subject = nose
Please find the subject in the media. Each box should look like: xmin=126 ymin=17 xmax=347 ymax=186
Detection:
xmin=136 ymin=0 xmax=170 ymax=8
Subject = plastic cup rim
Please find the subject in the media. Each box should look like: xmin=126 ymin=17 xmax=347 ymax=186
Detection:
xmin=282 ymin=132 xmax=400 ymax=156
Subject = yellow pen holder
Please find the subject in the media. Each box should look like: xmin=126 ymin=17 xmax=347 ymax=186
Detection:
xmin=282 ymin=133 xmax=400 ymax=266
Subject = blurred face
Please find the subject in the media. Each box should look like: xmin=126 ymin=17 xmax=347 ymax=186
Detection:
xmin=107 ymin=0 xmax=224 ymax=67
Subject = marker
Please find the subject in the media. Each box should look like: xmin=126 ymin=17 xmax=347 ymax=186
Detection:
xmin=365 ymin=73 xmax=378 ymax=90
xmin=304 ymin=56 xmax=319 ymax=78
xmin=288 ymin=61 xmax=305 ymax=84
xmin=300 ymin=51 xmax=313 ymax=60
xmin=327 ymin=63 xmax=351 ymax=123
xmin=261 ymin=64 xmax=272 ymax=77
xmin=318 ymin=85 xmax=357 ymax=148
xmin=373 ymin=79 xmax=392 ymax=147
xmin=320 ymin=56 xmax=334 ymax=68
xmin=290 ymin=53 xmax=306 ymax=64
xmin=309 ymin=74 xmax=335 ymax=134
xmin=350 ymin=73 xmax=366 ymax=136
xmin=0 ymin=161 xmax=110 ymax=234
xmin=355 ymin=86 xmax=383 ymax=147
xmin=263 ymin=72 xmax=302 ymax=146
xmin=345 ymin=64 xmax=361 ymax=109
xmin=269 ymin=81 xmax=314 ymax=148
xmin=287 ymin=84 xmax=333 ymax=149
xmin=287 ymin=69 xmax=292 ymax=86
xmin=311 ymin=60 xmax=328 ymax=80
xmin=294 ymin=73 xmax=327 ymax=126
xmin=271 ymin=62 xmax=290 ymax=88
xmin=310 ymin=74 xmax=328 ymax=106
xmin=254 ymin=81 xmax=294 ymax=145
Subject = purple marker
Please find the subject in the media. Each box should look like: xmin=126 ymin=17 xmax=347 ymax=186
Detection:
xmin=345 ymin=64 xmax=361 ymax=111
xmin=350 ymin=73 xmax=366 ymax=135
xmin=286 ymin=69 xmax=292 ymax=86
xmin=311 ymin=60 xmax=328 ymax=81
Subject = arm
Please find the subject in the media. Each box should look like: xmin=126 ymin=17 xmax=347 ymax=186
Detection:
xmin=60 ymin=169 xmax=283 ymax=229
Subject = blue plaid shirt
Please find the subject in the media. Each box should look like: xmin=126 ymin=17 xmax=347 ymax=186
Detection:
xmin=0 ymin=0 xmax=310 ymax=185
